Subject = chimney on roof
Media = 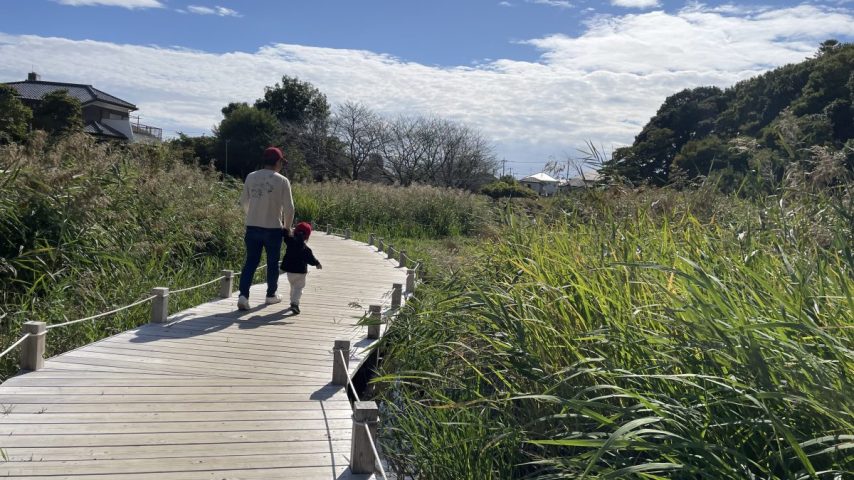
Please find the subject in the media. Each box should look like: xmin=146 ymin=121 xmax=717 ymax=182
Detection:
xmin=27 ymin=72 xmax=40 ymax=81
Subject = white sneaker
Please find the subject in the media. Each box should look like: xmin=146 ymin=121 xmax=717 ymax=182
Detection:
xmin=237 ymin=295 xmax=250 ymax=311
xmin=265 ymin=295 xmax=282 ymax=305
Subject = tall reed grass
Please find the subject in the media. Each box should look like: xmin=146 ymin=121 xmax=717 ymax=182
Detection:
xmin=376 ymin=188 xmax=853 ymax=479
xmin=293 ymin=181 xmax=492 ymax=239
xmin=0 ymin=134 xmax=248 ymax=380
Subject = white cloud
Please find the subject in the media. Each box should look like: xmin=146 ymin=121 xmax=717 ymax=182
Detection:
xmin=499 ymin=1 xmax=513 ymax=6
xmin=53 ymin=0 xmax=164 ymax=8
xmin=527 ymin=0 xmax=574 ymax=8
xmin=611 ymin=0 xmax=660 ymax=8
xmin=186 ymin=5 xmax=241 ymax=17
xmin=3 ymin=4 xmax=852 ymax=175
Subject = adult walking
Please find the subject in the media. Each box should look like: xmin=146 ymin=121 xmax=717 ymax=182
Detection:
xmin=237 ymin=146 xmax=294 ymax=310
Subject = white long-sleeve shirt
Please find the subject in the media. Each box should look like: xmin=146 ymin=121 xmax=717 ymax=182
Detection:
xmin=239 ymin=169 xmax=295 ymax=230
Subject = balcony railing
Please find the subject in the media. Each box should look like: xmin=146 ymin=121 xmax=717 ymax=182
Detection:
xmin=130 ymin=116 xmax=162 ymax=141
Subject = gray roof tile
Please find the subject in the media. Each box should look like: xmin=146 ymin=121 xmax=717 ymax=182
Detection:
xmin=4 ymin=80 xmax=136 ymax=110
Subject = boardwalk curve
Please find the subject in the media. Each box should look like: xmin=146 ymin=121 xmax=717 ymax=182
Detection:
xmin=0 ymin=233 xmax=405 ymax=479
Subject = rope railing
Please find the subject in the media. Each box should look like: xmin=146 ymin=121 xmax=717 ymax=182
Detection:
xmin=320 ymin=223 xmax=426 ymax=476
xmin=170 ymin=275 xmax=225 ymax=294
xmin=45 ymin=294 xmax=158 ymax=330
xmin=337 ymin=348 xmax=361 ymax=403
xmin=0 ymin=333 xmax=32 ymax=360
xmin=1 ymin=267 xmax=241 ymax=367
xmin=363 ymin=423 xmax=389 ymax=480
xmin=332 ymin=339 xmax=388 ymax=479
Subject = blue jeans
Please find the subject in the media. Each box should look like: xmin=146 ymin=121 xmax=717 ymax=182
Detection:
xmin=239 ymin=226 xmax=283 ymax=299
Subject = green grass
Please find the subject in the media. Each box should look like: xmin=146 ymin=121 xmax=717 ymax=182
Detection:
xmin=375 ymin=187 xmax=854 ymax=479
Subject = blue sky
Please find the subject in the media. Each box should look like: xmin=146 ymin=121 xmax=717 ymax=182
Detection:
xmin=1 ymin=0 xmax=853 ymax=176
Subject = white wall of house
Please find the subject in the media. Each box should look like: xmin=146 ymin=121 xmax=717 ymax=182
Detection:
xmin=521 ymin=180 xmax=557 ymax=196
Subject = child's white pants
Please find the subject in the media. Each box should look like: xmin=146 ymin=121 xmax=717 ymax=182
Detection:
xmin=287 ymin=272 xmax=307 ymax=305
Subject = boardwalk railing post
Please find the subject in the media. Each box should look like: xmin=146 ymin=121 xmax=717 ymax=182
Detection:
xmin=377 ymin=238 xmax=384 ymax=253
xmin=368 ymin=233 xmax=375 ymax=246
xmin=399 ymin=250 xmax=406 ymax=268
xmin=391 ymin=283 xmax=402 ymax=310
xmin=350 ymin=401 xmax=379 ymax=474
xmin=406 ymin=269 xmax=415 ymax=294
xmin=387 ymin=245 xmax=394 ymax=260
xmin=219 ymin=270 xmax=233 ymax=299
xmin=332 ymin=340 xmax=350 ymax=385
xmin=345 ymin=228 xmax=351 ymax=240
xmin=20 ymin=321 xmax=46 ymax=372
xmin=326 ymin=224 xmax=332 ymax=235
xmin=367 ymin=305 xmax=381 ymax=339
xmin=150 ymin=287 xmax=169 ymax=324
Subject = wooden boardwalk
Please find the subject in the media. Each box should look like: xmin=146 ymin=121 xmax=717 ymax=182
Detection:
xmin=0 ymin=233 xmax=405 ymax=479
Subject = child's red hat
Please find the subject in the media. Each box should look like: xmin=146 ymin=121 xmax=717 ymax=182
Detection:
xmin=294 ymin=222 xmax=312 ymax=239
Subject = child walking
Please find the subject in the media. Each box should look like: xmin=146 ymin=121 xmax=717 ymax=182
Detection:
xmin=280 ymin=222 xmax=322 ymax=314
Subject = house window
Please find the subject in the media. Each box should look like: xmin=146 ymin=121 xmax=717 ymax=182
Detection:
xmin=102 ymin=110 xmax=126 ymax=120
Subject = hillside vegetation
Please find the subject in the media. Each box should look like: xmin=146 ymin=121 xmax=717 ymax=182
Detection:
xmin=603 ymin=41 xmax=854 ymax=190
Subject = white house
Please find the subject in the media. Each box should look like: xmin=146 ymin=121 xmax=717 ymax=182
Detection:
xmin=520 ymin=172 xmax=559 ymax=196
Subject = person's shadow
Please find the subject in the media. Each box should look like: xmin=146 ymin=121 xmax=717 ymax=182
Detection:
xmin=129 ymin=305 xmax=298 ymax=342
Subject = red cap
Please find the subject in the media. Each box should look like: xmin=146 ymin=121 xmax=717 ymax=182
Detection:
xmin=262 ymin=147 xmax=284 ymax=164
xmin=294 ymin=222 xmax=312 ymax=239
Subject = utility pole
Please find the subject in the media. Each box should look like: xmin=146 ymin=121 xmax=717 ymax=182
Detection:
xmin=501 ymin=158 xmax=507 ymax=177
xmin=224 ymin=139 xmax=230 ymax=178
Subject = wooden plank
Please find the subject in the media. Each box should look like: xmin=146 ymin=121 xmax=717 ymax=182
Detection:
xmin=0 ymin=400 xmax=352 ymax=414
xmin=0 ymin=418 xmax=354 ymax=435
xmin=0 ymin=384 xmax=345 ymax=395
xmin=0 ymin=392 xmax=349 ymax=404
xmin=0 ymin=466 xmax=372 ymax=480
xmin=0 ymin=429 xmax=355 ymax=448
xmin=1 ymin=440 xmax=352 ymax=461
xmin=0 ymin=453 xmax=353 ymax=475
xmin=2 ymin=409 xmax=354 ymax=423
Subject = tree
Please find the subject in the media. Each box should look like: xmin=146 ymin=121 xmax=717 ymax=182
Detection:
xmin=254 ymin=76 xmax=333 ymax=178
xmin=671 ymin=135 xmax=749 ymax=188
xmin=170 ymin=133 xmax=216 ymax=167
xmin=32 ymin=90 xmax=82 ymax=136
xmin=255 ymin=76 xmax=330 ymax=132
xmin=214 ymin=104 xmax=280 ymax=178
xmin=332 ymin=102 xmax=383 ymax=180
xmin=0 ymin=84 xmax=32 ymax=144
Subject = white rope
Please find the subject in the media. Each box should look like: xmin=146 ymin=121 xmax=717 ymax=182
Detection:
xmin=171 ymin=276 xmax=225 ymax=294
xmin=337 ymin=348 xmax=361 ymax=403
xmin=46 ymin=295 xmax=157 ymax=330
xmin=0 ymin=333 xmax=31 ymax=359
xmin=233 ymin=263 xmax=267 ymax=278
xmin=362 ymin=421 xmax=389 ymax=480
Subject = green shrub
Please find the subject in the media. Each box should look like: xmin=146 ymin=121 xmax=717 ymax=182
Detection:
xmin=480 ymin=180 xmax=537 ymax=199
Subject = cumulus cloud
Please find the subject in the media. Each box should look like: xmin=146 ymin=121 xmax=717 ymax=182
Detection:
xmin=53 ymin=0 xmax=164 ymax=8
xmin=611 ymin=0 xmax=660 ymax=8
xmin=3 ymin=4 xmax=852 ymax=174
xmin=186 ymin=5 xmax=241 ymax=17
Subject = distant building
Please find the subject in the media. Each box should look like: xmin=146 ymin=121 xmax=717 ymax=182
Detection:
xmin=520 ymin=172 xmax=559 ymax=196
xmin=4 ymin=72 xmax=161 ymax=142
xmin=558 ymin=171 xmax=602 ymax=191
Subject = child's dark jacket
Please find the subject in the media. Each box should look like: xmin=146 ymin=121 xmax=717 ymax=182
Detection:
xmin=281 ymin=232 xmax=321 ymax=274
